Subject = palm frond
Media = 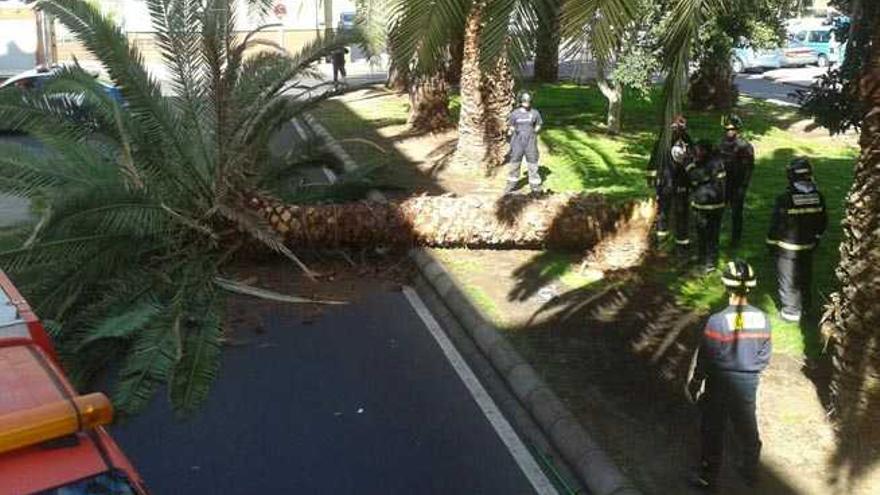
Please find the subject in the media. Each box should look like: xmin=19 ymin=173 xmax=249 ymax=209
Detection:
xmin=169 ymin=299 xmax=222 ymax=416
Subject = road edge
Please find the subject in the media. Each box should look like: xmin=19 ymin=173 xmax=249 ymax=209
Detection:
xmin=410 ymin=248 xmax=642 ymax=495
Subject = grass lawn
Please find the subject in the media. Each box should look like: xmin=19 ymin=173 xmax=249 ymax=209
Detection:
xmin=315 ymin=83 xmax=858 ymax=358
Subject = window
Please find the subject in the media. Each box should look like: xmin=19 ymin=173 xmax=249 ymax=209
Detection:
xmin=809 ymin=31 xmax=831 ymax=43
xmin=37 ymin=471 xmax=138 ymax=495
xmin=794 ymin=31 xmax=807 ymax=42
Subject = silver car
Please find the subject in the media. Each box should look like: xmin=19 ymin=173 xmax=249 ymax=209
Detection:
xmin=732 ymin=40 xmax=819 ymax=73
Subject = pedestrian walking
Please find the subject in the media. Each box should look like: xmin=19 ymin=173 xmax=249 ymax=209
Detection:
xmin=687 ymin=141 xmax=727 ymax=273
xmin=687 ymin=260 xmax=771 ymax=490
xmin=504 ymin=91 xmax=543 ymax=194
xmin=718 ymin=114 xmax=755 ymax=249
xmin=767 ymin=158 xmax=828 ymax=322
xmin=331 ymin=47 xmax=349 ymax=89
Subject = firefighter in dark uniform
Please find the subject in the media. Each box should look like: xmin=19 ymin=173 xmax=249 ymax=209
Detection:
xmin=687 ymin=260 xmax=771 ymax=490
xmin=504 ymin=92 xmax=543 ymax=194
xmin=718 ymin=114 xmax=755 ymax=248
xmin=647 ymin=116 xmax=691 ymax=249
xmin=767 ymin=158 xmax=828 ymax=322
xmin=687 ymin=141 xmax=727 ymax=272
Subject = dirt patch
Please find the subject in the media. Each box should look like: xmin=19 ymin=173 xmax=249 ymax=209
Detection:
xmin=436 ymin=248 xmax=876 ymax=494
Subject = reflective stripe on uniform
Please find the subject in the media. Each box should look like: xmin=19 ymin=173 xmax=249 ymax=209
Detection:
xmin=787 ymin=207 xmax=825 ymax=215
xmin=685 ymin=163 xmax=696 ymax=172
xmin=675 ymin=238 xmax=691 ymax=245
xmin=704 ymin=329 xmax=771 ymax=342
xmin=656 ymin=230 xmax=670 ymax=238
xmin=716 ymin=172 xmax=727 ymax=179
xmin=721 ymin=276 xmax=757 ymax=287
xmin=646 ymin=170 xmax=658 ymax=177
xmin=691 ymin=202 xmax=725 ymax=210
xmin=766 ymin=239 xmax=816 ymax=251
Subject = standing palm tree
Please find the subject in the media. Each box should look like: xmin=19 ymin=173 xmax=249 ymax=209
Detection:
xmin=0 ymin=0 xmax=354 ymax=416
xmin=822 ymin=0 xmax=880 ymax=482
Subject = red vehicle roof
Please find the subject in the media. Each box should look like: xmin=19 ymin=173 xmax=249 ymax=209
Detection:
xmin=0 ymin=271 xmax=148 ymax=494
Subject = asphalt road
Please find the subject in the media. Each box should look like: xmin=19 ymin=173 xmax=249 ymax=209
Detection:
xmin=735 ymin=73 xmax=801 ymax=105
xmin=111 ymin=289 xmax=553 ymax=495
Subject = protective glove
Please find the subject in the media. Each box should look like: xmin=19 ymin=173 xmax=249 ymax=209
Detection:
xmin=685 ymin=377 xmax=705 ymax=404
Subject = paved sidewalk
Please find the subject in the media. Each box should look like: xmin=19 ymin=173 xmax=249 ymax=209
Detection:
xmin=762 ymin=66 xmax=831 ymax=88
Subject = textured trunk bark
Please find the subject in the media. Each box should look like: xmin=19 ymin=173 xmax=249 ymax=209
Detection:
xmin=408 ymin=71 xmax=451 ymax=132
xmin=534 ymin=3 xmax=560 ymax=83
xmin=596 ymin=59 xmax=623 ymax=134
xmin=252 ymin=194 xmax=655 ymax=250
xmin=822 ymin=1 xmax=880 ymax=475
xmin=452 ymin=1 xmax=515 ymax=169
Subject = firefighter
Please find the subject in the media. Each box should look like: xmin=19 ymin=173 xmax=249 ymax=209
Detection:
xmin=504 ymin=91 xmax=543 ymax=194
xmin=719 ymin=114 xmax=755 ymax=248
xmin=687 ymin=260 xmax=771 ymax=490
xmin=648 ymin=115 xmax=693 ymax=256
xmin=766 ymin=158 xmax=828 ymax=322
xmin=687 ymin=141 xmax=727 ymax=273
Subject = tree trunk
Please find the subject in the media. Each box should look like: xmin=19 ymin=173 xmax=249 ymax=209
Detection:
xmin=452 ymin=1 xmax=515 ymax=170
xmin=596 ymin=60 xmax=623 ymax=134
xmin=408 ymin=71 xmax=451 ymax=132
xmin=688 ymin=36 xmax=738 ymax=111
xmin=534 ymin=2 xmax=560 ymax=83
xmin=386 ymin=62 xmax=408 ymax=92
xmin=446 ymin=37 xmax=464 ymax=86
xmin=822 ymin=1 xmax=880 ymax=477
xmin=252 ymin=194 xmax=655 ymax=250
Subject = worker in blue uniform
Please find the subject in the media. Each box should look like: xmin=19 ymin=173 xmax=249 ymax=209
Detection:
xmin=687 ymin=260 xmax=771 ymax=490
xmin=504 ymin=92 xmax=544 ymax=194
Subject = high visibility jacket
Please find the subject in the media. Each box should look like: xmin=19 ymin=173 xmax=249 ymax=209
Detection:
xmin=687 ymin=155 xmax=727 ymax=209
xmin=766 ymin=182 xmax=828 ymax=253
xmin=719 ymin=137 xmax=755 ymax=197
xmin=695 ymin=304 xmax=772 ymax=375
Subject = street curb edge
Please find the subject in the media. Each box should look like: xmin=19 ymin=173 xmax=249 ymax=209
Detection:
xmin=409 ymin=248 xmax=642 ymax=495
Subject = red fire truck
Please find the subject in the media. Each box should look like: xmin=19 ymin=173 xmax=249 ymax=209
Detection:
xmin=0 ymin=270 xmax=149 ymax=495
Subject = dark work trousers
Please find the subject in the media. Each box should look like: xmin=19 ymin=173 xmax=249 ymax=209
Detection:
xmin=507 ymin=134 xmax=541 ymax=192
xmin=694 ymin=208 xmax=723 ymax=269
xmin=333 ymin=63 xmax=346 ymax=83
xmin=776 ymin=250 xmax=814 ymax=317
xmin=673 ymin=189 xmax=690 ymax=252
xmin=729 ymin=188 xmax=747 ymax=246
xmin=700 ymin=371 xmax=762 ymax=480
xmin=655 ymin=187 xmax=673 ymax=240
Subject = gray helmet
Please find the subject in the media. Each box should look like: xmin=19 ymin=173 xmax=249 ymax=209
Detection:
xmin=787 ymin=157 xmax=813 ymax=183
xmin=519 ymin=91 xmax=532 ymax=104
xmin=723 ymin=114 xmax=744 ymax=131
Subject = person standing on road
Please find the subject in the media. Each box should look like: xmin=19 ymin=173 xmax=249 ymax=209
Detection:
xmin=331 ymin=47 xmax=349 ymax=89
xmin=504 ymin=91 xmax=544 ymax=194
xmin=687 ymin=260 xmax=771 ymax=490
xmin=687 ymin=141 xmax=727 ymax=273
xmin=718 ymin=114 xmax=755 ymax=249
xmin=766 ymin=158 xmax=828 ymax=323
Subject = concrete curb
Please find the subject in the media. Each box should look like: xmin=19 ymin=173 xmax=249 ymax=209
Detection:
xmin=410 ymin=248 xmax=642 ymax=495
xmin=308 ymin=110 xmax=639 ymax=494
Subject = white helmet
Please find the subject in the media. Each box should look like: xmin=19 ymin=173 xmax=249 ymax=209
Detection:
xmin=671 ymin=142 xmax=688 ymax=164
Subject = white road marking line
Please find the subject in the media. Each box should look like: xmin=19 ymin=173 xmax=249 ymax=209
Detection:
xmin=402 ymin=286 xmax=558 ymax=495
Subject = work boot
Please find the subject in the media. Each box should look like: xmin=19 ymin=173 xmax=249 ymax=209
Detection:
xmin=529 ymin=185 xmax=543 ymax=196
xmin=503 ymin=181 xmax=518 ymax=195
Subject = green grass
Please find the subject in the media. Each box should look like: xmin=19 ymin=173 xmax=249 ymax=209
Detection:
xmin=530 ymin=84 xmax=856 ymax=357
xmin=315 ymin=82 xmax=857 ymax=358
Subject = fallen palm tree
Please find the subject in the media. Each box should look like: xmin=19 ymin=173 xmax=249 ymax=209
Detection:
xmin=252 ymin=193 xmax=656 ymax=251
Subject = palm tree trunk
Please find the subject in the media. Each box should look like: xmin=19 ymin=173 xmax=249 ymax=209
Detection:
xmin=596 ymin=59 xmax=623 ymax=134
xmin=408 ymin=71 xmax=451 ymax=132
xmin=254 ymin=194 xmax=654 ymax=250
xmin=452 ymin=1 xmax=515 ymax=169
xmin=534 ymin=2 xmax=560 ymax=83
xmin=822 ymin=1 xmax=880 ymax=473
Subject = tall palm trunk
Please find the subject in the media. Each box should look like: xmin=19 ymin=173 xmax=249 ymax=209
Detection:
xmin=534 ymin=2 xmax=560 ymax=82
xmin=822 ymin=3 xmax=880 ymax=477
xmin=452 ymin=1 xmax=515 ymax=169
xmin=253 ymin=194 xmax=654 ymax=250
xmin=596 ymin=58 xmax=623 ymax=134
xmin=408 ymin=70 xmax=451 ymax=132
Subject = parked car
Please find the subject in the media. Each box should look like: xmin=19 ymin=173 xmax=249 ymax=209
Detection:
xmin=337 ymin=11 xmax=356 ymax=31
xmin=791 ymin=26 xmax=846 ymax=66
xmin=732 ymin=40 xmax=818 ymax=73
xmin=0 ymin=66 xmax=123 ymax=133
xmin=0 ymin=270 xmax=149 ymax=495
